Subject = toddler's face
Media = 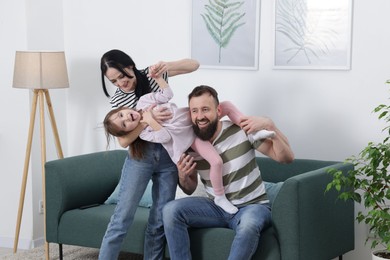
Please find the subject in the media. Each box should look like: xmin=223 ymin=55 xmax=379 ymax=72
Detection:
xmin=109 ymin=108 xmax=141 ymax=132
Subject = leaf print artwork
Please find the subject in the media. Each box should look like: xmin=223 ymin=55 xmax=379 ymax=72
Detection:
xmin=191 ymin=0 xmax=260 ymax=70
xmin=274 ymin=0 xmax=352 ymax=69
xmin=200 ymin=0 xmax=246 ymax=63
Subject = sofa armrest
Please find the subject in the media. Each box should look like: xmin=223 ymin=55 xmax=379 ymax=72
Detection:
xmin=272 ymin=162 xmax=354 ymax=260
xmin=45 ymin=150 xmax=127 ymax=242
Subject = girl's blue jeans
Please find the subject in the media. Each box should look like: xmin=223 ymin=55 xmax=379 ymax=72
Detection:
xmin=99 ymin=143 xmax=178 ymax=260
xmin=163 ymin=197 xmax=271 ymax=260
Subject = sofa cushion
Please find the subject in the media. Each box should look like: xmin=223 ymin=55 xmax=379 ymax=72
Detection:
xmin=104 ymin=180 xmax=153 ymax=208
xmin=58 ymin=204 xmax=149 ymax=254
xmin=264 ymin=181 xmax=283 ymax=206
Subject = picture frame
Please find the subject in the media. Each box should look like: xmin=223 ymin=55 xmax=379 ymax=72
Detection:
xmin=273 ymin=0 xmax=353 ymax=70
xmin=191 ymin=0 xmax=260 ymax=70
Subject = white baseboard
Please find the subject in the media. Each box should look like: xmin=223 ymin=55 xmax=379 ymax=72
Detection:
xmin=0 ymin=236 xmax=44 ymax=250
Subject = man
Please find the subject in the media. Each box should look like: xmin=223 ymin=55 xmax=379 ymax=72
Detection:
xmin=162 ymin=85 xmax=294 ymax=260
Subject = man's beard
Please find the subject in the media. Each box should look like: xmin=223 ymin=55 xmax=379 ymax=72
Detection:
xmin=192 ymin=118 xmax=218 ymax=141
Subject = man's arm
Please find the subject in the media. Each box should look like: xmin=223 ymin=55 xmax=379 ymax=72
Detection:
xmin=177 ymin=154 xmax=198 ymax=195
xmin=240 ymin=116 xmax=294 ymax=163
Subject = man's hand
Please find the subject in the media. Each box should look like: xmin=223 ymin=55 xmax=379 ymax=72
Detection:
xmin=177 ymin=154 xmax=197 ymax=176
xmin=177 ymin=154 xmax=198 ymax=195
xmin=240 ymin=116 xmax=272 ymax=134
xmin=240 ymin=116 xmax=294 ymax=164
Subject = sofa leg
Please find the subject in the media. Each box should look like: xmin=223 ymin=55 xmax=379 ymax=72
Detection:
xmin=339 ymin=256 xmax=343 ymax=260
xmin=59 ymin=244 xmax=63 ymax=260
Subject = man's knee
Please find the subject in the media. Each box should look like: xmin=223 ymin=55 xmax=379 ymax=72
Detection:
xmin=162 ymin=200 xmax=179 ymax=225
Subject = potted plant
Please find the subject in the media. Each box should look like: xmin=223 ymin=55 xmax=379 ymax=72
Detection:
xmin=326 ymin=84 xmax=390 ymax=260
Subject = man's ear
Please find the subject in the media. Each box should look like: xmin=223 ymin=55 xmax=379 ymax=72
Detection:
xmin=216 ymin=104 xmax=223 ymax=119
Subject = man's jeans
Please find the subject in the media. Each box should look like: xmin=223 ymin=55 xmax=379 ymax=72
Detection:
xmin=163 ymin=196 xmax=271 ymax=260
xmin=99 ymin=143 xmax=178 ymax=260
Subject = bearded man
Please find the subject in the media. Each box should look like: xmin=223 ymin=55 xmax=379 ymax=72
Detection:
xmin=162 ymin=85 xmax=294 ymax=260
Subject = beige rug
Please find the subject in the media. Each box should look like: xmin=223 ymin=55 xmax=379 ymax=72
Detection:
xmin=0 ymin=244 xmax=142 ymax=260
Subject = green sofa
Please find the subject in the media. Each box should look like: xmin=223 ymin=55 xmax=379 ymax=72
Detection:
xmin=45 ymin=150 xmax=354 ymax=260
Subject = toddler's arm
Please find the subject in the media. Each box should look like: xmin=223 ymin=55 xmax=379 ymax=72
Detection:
xmin=140 ymin=110 xmax=172 ymax=143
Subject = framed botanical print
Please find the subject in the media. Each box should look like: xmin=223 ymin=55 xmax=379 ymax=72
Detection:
xmin=274 ymin=0 xmax=353 ymax=70
xmin=191 ymin=0 xmax=260 ymax=70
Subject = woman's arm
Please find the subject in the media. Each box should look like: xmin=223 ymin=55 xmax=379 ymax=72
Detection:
xmin=150 ymin=59 xmax=199 ymax=78
xmin=166 ymin=59 xmax=200 ymax=76
xmin=240 ymin=116 xmax=294 ymax=163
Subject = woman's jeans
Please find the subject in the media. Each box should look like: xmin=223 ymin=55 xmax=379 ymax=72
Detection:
xmin=163 ymin=197 xmax=271 ymax=260
xmin=99 ymin=143 xmax=178 ymax=260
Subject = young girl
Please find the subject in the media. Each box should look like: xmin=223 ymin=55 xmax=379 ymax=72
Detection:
xmin=104 ymin=70 xmax=275 ymax=214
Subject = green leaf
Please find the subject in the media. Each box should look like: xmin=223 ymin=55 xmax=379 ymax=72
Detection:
xmin=201 ymin=0 xmax=247 ymax=62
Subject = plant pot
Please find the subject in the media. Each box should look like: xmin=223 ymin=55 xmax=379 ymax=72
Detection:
xmin=372 ymin=249 xmax=390 ymax=260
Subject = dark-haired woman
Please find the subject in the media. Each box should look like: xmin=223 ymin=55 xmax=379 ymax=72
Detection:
xmin=98 ymin=49 xmax=199 ymax=260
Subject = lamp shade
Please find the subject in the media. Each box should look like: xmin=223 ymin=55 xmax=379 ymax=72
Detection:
xmin=13 ymin=51 xmax=69 ymax=89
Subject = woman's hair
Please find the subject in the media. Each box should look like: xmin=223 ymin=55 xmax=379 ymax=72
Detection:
xmin=103 ymin=107 xmax=147 ymax=159
xmin=100 ymin=49 xmax=151 ymax=99
xmin=188 ymin=85 xmax=220 ymax=105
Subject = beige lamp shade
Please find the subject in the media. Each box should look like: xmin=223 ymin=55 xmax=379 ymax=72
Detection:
xmin=13 ymin=51 xmax=69 ymax=89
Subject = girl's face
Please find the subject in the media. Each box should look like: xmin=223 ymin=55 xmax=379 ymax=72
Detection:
xmin=106 ymin=67 xmax=136 ymax=93
xmin=109 ymin=108 xmax=141 ymax=132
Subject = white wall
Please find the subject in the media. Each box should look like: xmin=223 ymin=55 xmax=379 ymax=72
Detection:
xmin=1 ymin=0 xmax=389 ymax=259
xmin=0 ymin=0 xmax=67 ymax=250
xmin=0 ymin=0 xmax=31 ymax=250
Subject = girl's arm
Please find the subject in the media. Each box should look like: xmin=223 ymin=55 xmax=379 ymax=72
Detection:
xmin=140 ymin=110 xmax=172 ymax=144
xmin=150 ymin=59 xmax=199 ymax=78
xmin=117 ymin=123 xmax=144 ymax=148
xmin=142 ymin=110 xmax=162 ymax=131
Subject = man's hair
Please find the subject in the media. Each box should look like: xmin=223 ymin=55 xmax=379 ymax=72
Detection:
xmin=188 ymin=85 xmax=219 ymax=105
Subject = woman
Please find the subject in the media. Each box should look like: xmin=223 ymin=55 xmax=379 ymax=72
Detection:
xmin=98 ymin=49 xmax=199 ymax=260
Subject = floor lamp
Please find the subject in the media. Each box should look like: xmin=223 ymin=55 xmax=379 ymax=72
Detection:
xmin=12 ymin=51 xmax=69 ymax=260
